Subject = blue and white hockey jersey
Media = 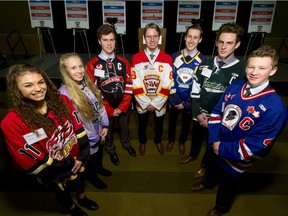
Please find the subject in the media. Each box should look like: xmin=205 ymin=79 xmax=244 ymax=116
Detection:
xmin=169 ymin=49 xmax=205 ymax=111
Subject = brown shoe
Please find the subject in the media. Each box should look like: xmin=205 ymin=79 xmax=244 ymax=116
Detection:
xmin=178 ymin=143 xmax=185 ymax=155
xmin=207 ymin=208 xmax=223 ymax=216
xmin=139 ymin=144 xmax=145 ymax=156
xmin=156 ymin=143 xmax=165 ymax=155
xmin=166 ymin=142 xmax=174 ymax=152
xmin=194 ymin=167 xmax=206 ymax=179
xmin=190 ymin=182 xmax=206 ymax=192
xmin=179 ymin=155 xmax=196 ymax=164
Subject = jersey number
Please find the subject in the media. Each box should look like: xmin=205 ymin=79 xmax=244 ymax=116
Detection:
xmin=19 ymin=143 xmax=41 ymax=160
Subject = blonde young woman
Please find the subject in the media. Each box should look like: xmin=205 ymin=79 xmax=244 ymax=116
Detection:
xmin=59 ymin=53 xmax=110 ymax=190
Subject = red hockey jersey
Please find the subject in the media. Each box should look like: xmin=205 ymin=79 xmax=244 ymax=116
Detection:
xmin=1 ymin=95 xmax=89 ymax=175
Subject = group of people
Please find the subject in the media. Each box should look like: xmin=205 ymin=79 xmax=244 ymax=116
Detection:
xmin=1 ymin=20 xmax=287 ymax=216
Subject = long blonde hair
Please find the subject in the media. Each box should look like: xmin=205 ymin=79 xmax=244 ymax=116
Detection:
xmin=59 ymin=53 xmax=103 ymax=121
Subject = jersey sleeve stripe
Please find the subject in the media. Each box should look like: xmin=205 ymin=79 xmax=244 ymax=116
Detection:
xmin=29 ymin=157 xmax=53 ymax=175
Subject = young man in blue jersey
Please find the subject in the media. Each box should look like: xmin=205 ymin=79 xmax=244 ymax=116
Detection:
xmin=166 ymin=22 xmax=206 ymax=155
xmin=191 ymin=45 xmax=288 ymax=216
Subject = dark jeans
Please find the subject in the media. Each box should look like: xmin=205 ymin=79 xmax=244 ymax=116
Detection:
xmin=201 ymin=151 xmax=240 ymax=213
xmin=168 ymin=107 xmax=192 ymax=144
xmin=138 ymin=111 xmax=165 ymax=144
xmin=105 ymin=111 xmax=131 ymax=154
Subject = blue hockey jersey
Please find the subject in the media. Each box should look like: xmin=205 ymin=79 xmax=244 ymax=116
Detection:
xmin=169 ymin=49 xmax=205 ymax=111
xmin=209 ymin=80 xmax=287 ymax=176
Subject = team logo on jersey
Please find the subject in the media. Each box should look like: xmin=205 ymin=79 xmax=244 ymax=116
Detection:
xmin=222 ymin=104 xmax=242 ymax=130
xmin=203 ymin=81 xmax=226 ymax=93
xmin=96 ymin=64 xmax=103 ymax=70
xmin=176 ymin=67 xmax=193 ymax=88
xmin=46 ymin=120 xmax=77 ymax=160
xmin=101 ymin=76 xmax=124 ymax=93
xmin=144 ymin=74 xmax=160 ymax=96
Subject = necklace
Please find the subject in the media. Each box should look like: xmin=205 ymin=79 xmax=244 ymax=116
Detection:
xmin=37 ymin=101 xmax=48 ymax=115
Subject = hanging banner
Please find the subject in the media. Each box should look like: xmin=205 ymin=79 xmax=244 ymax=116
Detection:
xmin=248 ymin=1 xmax=276 ymax=33
xmin=141 ymin=0 xmax=164 ymax=28
xmin=28 ymin=0 xmax=54 ymax=28
xmin=64 ymin=0 xmax=89 ymax=29
xmin=176 ymin=0 xmax=202 ymax=33
xmin=212 ymin=0 xmax=238 ymax=31
xmin=102 ymin=1 xmax=126 ymax=34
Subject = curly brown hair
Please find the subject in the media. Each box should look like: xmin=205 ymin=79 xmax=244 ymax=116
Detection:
xmin=6 ymin=63 xmax=71 ymax=134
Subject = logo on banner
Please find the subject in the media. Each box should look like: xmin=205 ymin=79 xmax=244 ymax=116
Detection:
xmin=75 ymin=22 xmax=80 ymax=28
xmin=39 ymin=21 xmax=45 ymax=27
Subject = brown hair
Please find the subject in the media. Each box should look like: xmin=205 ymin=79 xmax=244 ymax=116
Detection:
xmin=186 ymin=25 xmax=203 ymax=38
xmin=97 ymin=24 xmax=117 ymax=40
xmin=216 ymin=22 xmax=245 ymax=42
xmin=185 ymin=19 xmax=203 ymax=38
xmin=6 ymin=63 xmax=71 ymax=133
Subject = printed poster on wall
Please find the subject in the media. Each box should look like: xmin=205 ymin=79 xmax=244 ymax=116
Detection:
xmin=176 ymin=1 xmax=202 ymax=33
xmin=248 ymin=1 xmax=276 ymax=33
xmin=64 ymin=0 xmax=89 ymax=29
xmin=102 ymin=1 xmax=126 ymax=34
xmin=141 ymin=0 xmax=164 ymax=28
xmin=212 ymin=0 xmax=238 ymax=31
xmin=28 ymin=0 xmax=54 ymax=28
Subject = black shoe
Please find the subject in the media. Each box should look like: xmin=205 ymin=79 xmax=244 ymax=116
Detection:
xmin=96 ymin=168 xmax=112 ymax=177
xmin=70 ymin=204 xmax=88 ymax=216
xmin=126 ymin=146 xmax=136 ymax=157
xmin=110 ymin=153 xmax=119 ymax=166
xmin=88 ymin=175 xmax=107 ymax=189
xmin=77 ymin=196 xmax=99 ymax=211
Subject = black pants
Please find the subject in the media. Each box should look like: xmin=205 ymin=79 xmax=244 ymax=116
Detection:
xmin=138 ymin=111 xmax=164 ymax=144
xmin=53 ymin=172 xmax=85 ymax=209
xmin=189 ymin=120 xmax=208 ymax=161
xmin=167 ymin=107 xmax=192 ymax=144
xmin=201 ymin=151 xmax=240 ymax=213
xmin=86 ymin=145 xmax=104 ymax=178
